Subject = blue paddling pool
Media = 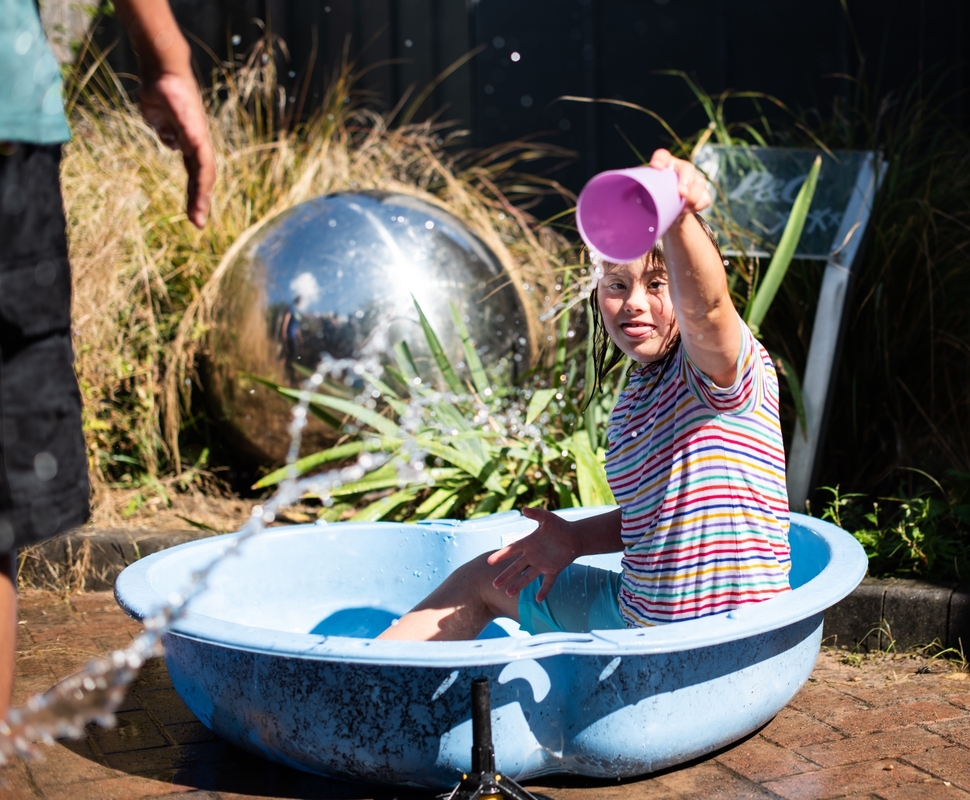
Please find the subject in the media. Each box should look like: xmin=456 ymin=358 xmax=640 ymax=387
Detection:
xmin=114 ymin=507 xmax=866 ymax=788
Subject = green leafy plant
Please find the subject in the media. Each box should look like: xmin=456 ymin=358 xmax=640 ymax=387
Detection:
xmin=817 ymin=470 xmax=970 ymax=580
xmin=253 ymin=299 xmax=615 ymax=521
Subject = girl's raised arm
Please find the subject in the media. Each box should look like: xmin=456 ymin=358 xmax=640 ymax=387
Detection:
xmin=651 ymin=149 xmax=741 ymax=388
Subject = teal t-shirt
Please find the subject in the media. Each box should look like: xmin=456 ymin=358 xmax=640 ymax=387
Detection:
xmin=0 ymin=0 xmax=71 ymax=143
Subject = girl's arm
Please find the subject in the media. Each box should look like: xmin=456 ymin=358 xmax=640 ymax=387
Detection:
xmin=488 ymin=507 xmax=623 ymax=601
xmin=651 ymin=149 xmax=742 ymax=388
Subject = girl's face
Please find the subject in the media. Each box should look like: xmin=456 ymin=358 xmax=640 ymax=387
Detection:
xmin=597 ymin=258 xmax=678 ymax=364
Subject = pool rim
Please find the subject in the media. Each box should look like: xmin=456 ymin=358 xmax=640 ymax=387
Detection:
xmin=114 ymin=510 xmax=867 ymax=667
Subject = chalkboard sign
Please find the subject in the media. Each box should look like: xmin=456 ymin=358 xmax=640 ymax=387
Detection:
xmin=695 ymin=145 xmax=875 ymax=260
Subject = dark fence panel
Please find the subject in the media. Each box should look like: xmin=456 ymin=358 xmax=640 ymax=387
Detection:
xmin=91 ymin=0 xmax=968 ymax=194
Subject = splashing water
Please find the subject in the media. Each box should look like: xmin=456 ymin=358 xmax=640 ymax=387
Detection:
xmin=0 ymin=313 xmax=572 ymax=763
xmin=0 ymin=354 xmax=401 ymax=764
xmin=538 ymin=257 xmax=605 ymax=323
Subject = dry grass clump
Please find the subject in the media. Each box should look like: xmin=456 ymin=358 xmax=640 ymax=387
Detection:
xmin=62 ymin=36 xmax=574 ymax=525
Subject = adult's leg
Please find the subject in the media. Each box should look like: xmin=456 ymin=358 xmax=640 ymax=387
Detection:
xmin=377 ymin=552 xmax=520 ymax=641
xmin=0 ymin=551 xmax=14 ymax=717
xmin=0 ymin=144 xmax=90 ymax=719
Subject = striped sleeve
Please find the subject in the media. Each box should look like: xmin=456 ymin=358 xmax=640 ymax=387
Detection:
xmin=680 ymin=315 xmax=766 ymax=416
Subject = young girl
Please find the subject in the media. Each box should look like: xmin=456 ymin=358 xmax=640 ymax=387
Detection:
xmin=379 ymin=149 xmax=791 ymax=641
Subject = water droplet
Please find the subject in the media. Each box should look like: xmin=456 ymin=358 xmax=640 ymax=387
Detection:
xmin=231 ymin=34 xmax=241 ymax=46
xmin=510 ymin=51 xmax=521 ymax=62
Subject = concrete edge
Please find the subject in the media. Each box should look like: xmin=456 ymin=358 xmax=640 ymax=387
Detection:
xmin=20 ymin=528 xmax=970 ymax=653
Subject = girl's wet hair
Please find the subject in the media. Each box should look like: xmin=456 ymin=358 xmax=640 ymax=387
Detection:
xmin=586 ymin=213 xmax=723 ymax=402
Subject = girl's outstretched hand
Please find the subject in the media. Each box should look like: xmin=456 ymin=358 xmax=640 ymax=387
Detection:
xmin=650 ymin=148 xmax=712 ymax=215
xmin=487 ymin=507 xmax=580 ymax=602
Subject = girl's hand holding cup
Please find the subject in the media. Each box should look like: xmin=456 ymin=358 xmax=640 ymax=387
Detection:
xmin=648 ymin=149 xmax=712 ymax=216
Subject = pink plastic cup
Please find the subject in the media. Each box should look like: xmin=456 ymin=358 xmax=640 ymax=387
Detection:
xmin=575 ymin=166 xmax=685 ymax=263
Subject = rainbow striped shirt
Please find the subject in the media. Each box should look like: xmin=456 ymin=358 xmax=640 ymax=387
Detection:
xmin=605 ymin=317 xmax=791 ymax=626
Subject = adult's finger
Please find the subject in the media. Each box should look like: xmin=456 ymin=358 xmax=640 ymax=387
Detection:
xmin=143 ymin=74 xmax=215 ymax=228
xmin=180 ymin=117 xmax=215 ymax=228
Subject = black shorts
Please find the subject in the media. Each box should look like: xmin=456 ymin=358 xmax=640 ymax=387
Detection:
xmin=0 ymin=143 xmax=89 ymax=552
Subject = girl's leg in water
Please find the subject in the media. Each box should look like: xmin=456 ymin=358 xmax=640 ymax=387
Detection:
xmin=376 ymin=552 xmax=519 ymax=641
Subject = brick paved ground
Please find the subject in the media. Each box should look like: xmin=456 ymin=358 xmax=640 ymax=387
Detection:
xmin=2 ymin=589 xmax=969 ymax=800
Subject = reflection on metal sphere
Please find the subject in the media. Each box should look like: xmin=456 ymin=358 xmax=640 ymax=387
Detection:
xmin=203 ymin=191 xmax=536 ymax=465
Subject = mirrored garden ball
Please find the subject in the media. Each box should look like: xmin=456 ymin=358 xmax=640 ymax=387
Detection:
xmin=203 ymin=191 xmax=535 ymax=465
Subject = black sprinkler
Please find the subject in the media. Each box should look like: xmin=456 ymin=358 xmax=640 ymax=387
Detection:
xmin=440 ymin=679 xmax=540 ymax=800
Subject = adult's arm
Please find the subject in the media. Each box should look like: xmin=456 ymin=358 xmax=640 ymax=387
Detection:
xmin=651 ymin=149 xmax=741 ymax=388
xmin=488 ymin=506 xmax=623 ymax=601
xmin=114 ymin=0 xmax=215 ymax=228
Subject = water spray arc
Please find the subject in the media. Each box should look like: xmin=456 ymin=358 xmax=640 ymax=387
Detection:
xmin=0 ymin=354 xmax=391 ymax=763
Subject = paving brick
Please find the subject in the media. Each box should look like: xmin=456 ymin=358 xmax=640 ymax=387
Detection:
xmin=839 ymin=674 xmax=970 ymax=707
xmin=654 ymin=760 xmax=774 ymax=798
xmin=763 ymin=760 xmax=930 ymax=800
xmin=875 ymin=780 xmax=970 ymax=799
xmin=787 ymin=685 xmax=869 ymax=727
xmin=86 ymin=709 xmax=172 ymax=754
xmin=901 ymin=746 xmax=970 ymax=792
xmin=716 ymin=734 xmax=819 ymax=782
xmin=130 ymin=657 xmax=175 ymax=691
xmin=879 ymin=778 xmax=970 ymax=800
xmin=795 ymin=728 xmax=950 ymax=768
xmin=748 ymin=707 xmax=844 ymax=749
xmin=0 ymin=759 xmax=41 ymax=797
xmin=26 ymin=739 xmax=114 ymax=788
xmin=103 ymin=741 xmax=248 ymax=774
xmin=37 ymin=649 xmax=110 ymax=684
xmin=138 ymin=688 xmax=200 ymax=726
xmin=927 ymin=717 xmax=970 ymax=747
xmin=834 ymin=701 xmax=965 ymax=736
xmin=166 ymin=721 xmax=219 ymax=745
xmin=160 ymin=760 xmax=382 ymax=800
xmin=523 ymin=778 xmax=673 ymax=799
xmin=40 ymin=772 xmax=198 ymax=800
xmin=12 ymin=656 xmax=57 ymax=705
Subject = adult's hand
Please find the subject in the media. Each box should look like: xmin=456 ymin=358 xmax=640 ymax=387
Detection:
xmin=139 ymin=70 xmax=215 ymax=228
xmin=115 ymin=0 xmax=215 ymax=228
